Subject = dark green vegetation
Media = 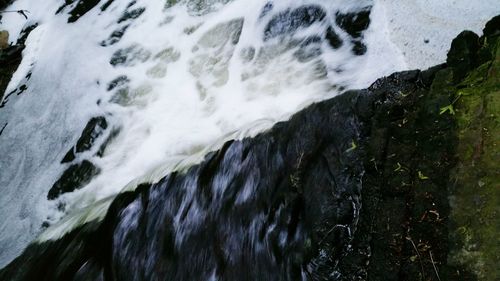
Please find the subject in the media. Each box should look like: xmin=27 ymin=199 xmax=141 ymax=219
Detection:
xmin=447 ymin=16 xmax=500 ymax=280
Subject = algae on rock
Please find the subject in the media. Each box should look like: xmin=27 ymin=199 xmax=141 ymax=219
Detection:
xmin=447 ymin=26 xmax=500 ymax=281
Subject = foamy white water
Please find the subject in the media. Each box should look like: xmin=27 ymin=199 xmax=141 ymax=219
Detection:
xmin=0 ymin=0 xmax=498 ymax=268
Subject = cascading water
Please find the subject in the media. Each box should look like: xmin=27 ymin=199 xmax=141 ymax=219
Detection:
xmin=0 ymin=0 xmax=498 ymax=271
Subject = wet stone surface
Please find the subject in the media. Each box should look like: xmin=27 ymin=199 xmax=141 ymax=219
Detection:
xmin=61 ymin=116 xmax=108 ymax=163
xmin=264 ymin=5 xmax=327 ymax=41
xmin=47 ymin=160 xmax=101 ymax=200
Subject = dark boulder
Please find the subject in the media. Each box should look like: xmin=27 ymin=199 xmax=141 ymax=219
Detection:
xmin=447 ymin=30 xmax=480 ymax=82
xmin=106 ymin=76 xmax=130 ymax=91
xmin=0 ymin=25 xmax=31 ymax=105
xmin=68 ymin=0 xmax=101 ymax=23
xmin=264 ymin=5 xmax=326 ymax=41
xmin=0 ymin=45 xmax=23 ymax=104
xmin=16 ymin=24 xmax=39 ymax=45
xmin=56 ymin=0 xmax=101 ymax=23
xmin=62 ymin=116 xmax=108 ymax=163
xmin=335 ymin=8 xmax=371 ymax=56
xmin=100 ymin=0 xmax=115 ymax=11
xmin=117 ymin=7 xmax=144 ymax=24
xmin=483 ymin=14 xmax=500 ymax=37
xmin=335 ymin=9 xmax=371 ymax=39
xmin=48 ymin=160 xmax=101 ymax=200
xmin=101 ymin=25 xmax=130 ymax=47
xmin=109 ymin=44 xmax=151 ymax=67
xmin=351 ymin=40 xmax=366 ymax=56
xmin=325 ymin=26 xmax=343 ymax=49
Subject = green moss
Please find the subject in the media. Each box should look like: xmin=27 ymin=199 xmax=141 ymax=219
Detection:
xmin=448 ymin=35 xmax=500 ymax=281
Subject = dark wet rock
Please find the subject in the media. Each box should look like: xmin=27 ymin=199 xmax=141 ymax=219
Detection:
xmin=126 ymin=1 xmax=137 ymax=8
xmin=325 ymin=26 xmax=343 ymax=49
xmin=110 ymin=44 xmax=151 ymax=67
xmin=56 ymin=0 xmax=73 ymax=14
xmin=264 ymin=5 xmax=326 ymax=41
xmin=100 ymin=25 xmax=130 ymax=47
xmin=335 ymin=68 xmax=460 ymax=280
xmin=16 ymin=24 xmax=39 ymax=46
xmin=447 ymin=31 xmax=480 ymax=82
xmin=352 ymin=40 xmax=367 ymax=56
xmin=106 ymin=75 xmax=129 ymax=91
xmin=47 ymin=160 xmax=101 ymax=200
xmin=67 ymin=0 xmax=101 ymax=23
xmin=100 ymin=0 xmax=114 ymax=11
xmin=57 ymin=0 xmax=101 ymax=23
xmin=483 ymin=15 xmax=500 ymax=37
xmin=0 ymin=44 xmax=23 ymax=61
xmin=73 ymin=117 xmax=108 ymax=153
xmin=0 ymin=123 xmax=6 ymax=136
xmin=0 ymin=221 xmax=104 ymax=280
xmin=16 ymin=84 xmax=27 ymax=94
xmin=62 ymin=117 xmax=108 ymax=163
xmin=117 ymin=7 xmax=144 ymax=23
xmin=0 ymin=23 xmax=31 ymax=105
xmin=1 ymin=67 xmax=32 ymax=107
xmin=335 ymin=8 xmax=371 ymax=39
xmin=96 ymin=127 xmax=120 ymax=157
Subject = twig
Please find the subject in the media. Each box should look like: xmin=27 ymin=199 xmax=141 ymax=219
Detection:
xmin=429 ymin=250 xmax=441 ymax=281
xmin=407 ymin=236 xmax=425 ymax=280
xmin=0 ymin=10 xmax=30 ymax=19
xmin=319 ymin=224 xmax=347 ymax=246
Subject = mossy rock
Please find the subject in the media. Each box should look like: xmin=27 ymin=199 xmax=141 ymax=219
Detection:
xmin=447 ymin=30 xmax=500 ymax=281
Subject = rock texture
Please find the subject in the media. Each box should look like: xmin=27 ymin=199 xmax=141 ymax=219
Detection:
xmin=0 ymin=34 xmax=22 ymax=104
xmin=0 ymin=14 xmax=498 ymax=281
xmin=0 ymin=23 xmax=37 ymax=106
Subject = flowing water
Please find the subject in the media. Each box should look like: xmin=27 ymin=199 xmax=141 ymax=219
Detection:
xmin=0 ymin=0 xmax=498 ymax=269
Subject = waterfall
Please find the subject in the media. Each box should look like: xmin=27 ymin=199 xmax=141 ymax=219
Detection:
xmin=0 ymin=0 xmax=498 ymax=270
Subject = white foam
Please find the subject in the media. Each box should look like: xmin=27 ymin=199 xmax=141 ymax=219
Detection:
xmin=0 ymin=0 xmax=497 ymax=268
xmin=379 ymin=0 xmax=500 ymax=70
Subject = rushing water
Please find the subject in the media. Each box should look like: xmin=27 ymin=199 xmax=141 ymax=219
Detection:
xmin=0 ymin=0 xmax=498 ymax=269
